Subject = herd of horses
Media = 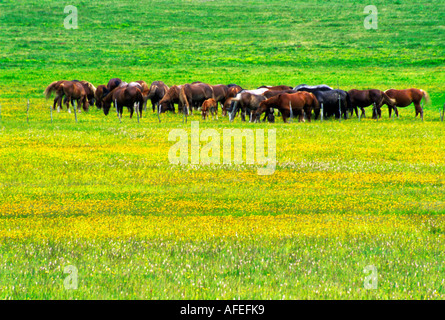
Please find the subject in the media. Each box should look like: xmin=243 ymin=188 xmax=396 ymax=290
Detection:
xmin=44 ymin=78 xmax=431 ymax=122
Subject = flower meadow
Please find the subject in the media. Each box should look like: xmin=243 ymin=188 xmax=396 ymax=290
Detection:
xmin=0 ymin=101 xmax=444 ymax=299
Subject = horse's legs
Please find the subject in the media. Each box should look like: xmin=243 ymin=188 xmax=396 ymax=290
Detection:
xmin=414 ymin=103 xmax=423 ymax=120
xmin=305 ymin=106 xmax=312 ymax=122
xmin=360 ymin=107 xmax=365 ymax=118
xmin=66 ymin=95 xmax=71 ymax=113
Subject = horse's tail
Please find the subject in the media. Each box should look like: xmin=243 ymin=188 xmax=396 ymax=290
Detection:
xmin=420 ymin=89 xmax=431 ymax=105
xmin=136 ymin=88 xmax=144 ymax=107
xmin=148 ymin=83 xmax=157 ymax=98
xmin=179 ymin=85 xmax=190 ymax=112
xmin=382 ymin=91 xmax=396 ymax=107
xmin=44 ymin=81 xmax=61 ymax=99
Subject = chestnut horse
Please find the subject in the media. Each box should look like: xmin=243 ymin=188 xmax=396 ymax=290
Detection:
xmin=348 ymin=89 xmax=396 ymax=119
xmin=179 ymin=83 xmax=213 ymax=115
xmin=107 ymin=78 xmax=122 ymax=91
xmin=44 ymin=80 xmax=67 ymax=110
xmin=95 ymin=85 xmax=108 ymax=109
xmin=102 ymin=86 xmax=144 ymax=118
xmin=201 ymin=98 xmax=218 ymax=120
xmin=147 ymin=81 xmax=169 ymax=112
xmin=384 ymin=88 xmax=430 ymax=120
xmin=256 ymin=92 xmax=319 ymax=123
xmin=211 ymin=85 xmax=229 ymax=110
xmin=56 ymin=81 xmax=89 ymax=112
xmin=159 ymin=85 xmax=183 ymax=113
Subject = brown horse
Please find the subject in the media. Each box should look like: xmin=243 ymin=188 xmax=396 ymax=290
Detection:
xmin=147 ymin=81 xmax=169 ymax=112
xmin=44 ymin=80 xmax=67 ymax=110
xmin=159 ymin=85 xmax=183 ymax=113
xmin=102 ymin=86 xmax=144 ymax=118
xmin=256 ymin=92 xmax=319 ymax=123
xmin=94 ymin=85 xmax=109 ymax=109
xmin=79 ymin=81 xmax=96 ymax=106
xmin=56 ymin=81 xmax=89 ymax=112
xmin=179 ymin=83 xmax=214 ymax=115
xmin=211 ymin=85 xmax=229 ymax=110
xmin=384 ymin=88 xmax=430 ymax=120
xmin=201 ymin=98 xmax=218 ymax=120
xmin=226 ymin=85 xmax=243 ymax=99
xmin=107 ymin=78 xmax=122 ymax=91
xmin=348 ymin=89 xmax=396 ymax=119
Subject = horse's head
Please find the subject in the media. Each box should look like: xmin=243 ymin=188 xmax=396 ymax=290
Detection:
xmin=201 ymin=107 xmax=208 ymax=120
xmin=82 ymin=98 xmax=90 ymax=112
xmin=159 ymin=99 xmax=173 ymax=114
xmin=102 ymin=99 xmax=112 ymax=115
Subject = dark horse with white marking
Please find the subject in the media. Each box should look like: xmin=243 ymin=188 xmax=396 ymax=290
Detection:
xmin=102 ymin=86 xmax=144 ymax=118
xmin=295 ymin=85 xmax=349 ymax=119
xmin=229 ymin=90 xmax=267 ymax=122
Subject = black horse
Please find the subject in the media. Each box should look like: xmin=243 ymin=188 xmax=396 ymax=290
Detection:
xmin=295 ymin=85 xmax=350 ymax=119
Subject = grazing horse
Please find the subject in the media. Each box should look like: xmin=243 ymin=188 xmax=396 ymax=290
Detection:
xmin=384 ymin=88 xmax=430 ymax=120
xmin=256 ymin=92 xmax=319 ymax=123
xmin=295 ymin=87 xmax=349 ymax=119
xmin=107 ymin=78 xmax=122 ymax=91
xmin=179 ymin=83 xmax=214 ymax=115
xmin=201 ymin=98 xmax=218 ymax=120
xmin=229 ymin=91 xmax=267 ymax=122
xmin=211 ymin=85 xmax=229 ymax=110
xmin=95 ymin=85 xmax=109 ymax=109
xmin=226 ymin=85 xmax=243 ymax=99
xmin=348 ymin=89 xmax=396 ymax=119
xmin=229 ymin=88 xmax=270 ymax=121
xmin=102 ymin=86 xmax=144 ymax=118
xmin=57 ymin=81 xmax=89 ymax=112
xmin=44 ymin=80 xmax=67 ymax=110
xmin=79 ymin=81 xmax=96 ymax=106
xmin=159 ymin=85 xmax=183 ymax=113
xmin=147 ymin=81 xmax=169 ymax=112
xmin=258 ymin=85 xmax=294 ymax=91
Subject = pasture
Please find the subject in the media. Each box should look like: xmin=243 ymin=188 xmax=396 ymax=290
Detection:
xmin=0 ymin=0 xmax=444 ymax=299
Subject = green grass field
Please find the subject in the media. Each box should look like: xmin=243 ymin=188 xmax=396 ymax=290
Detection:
xmin=0 ymin=0 xmax=444 ymax=299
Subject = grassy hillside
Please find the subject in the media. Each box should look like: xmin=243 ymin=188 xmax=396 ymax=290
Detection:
xmin=0 ymin=0 xmax=444 ymax=104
